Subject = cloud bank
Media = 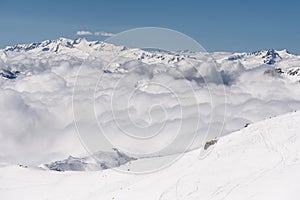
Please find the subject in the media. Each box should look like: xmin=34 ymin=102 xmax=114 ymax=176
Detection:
xmin=76 ymin=30 xmax=93 ymax=36
xmin=0 ymin=39 xmax=300 ymax=165
xmin=94 ymin=31 xmax=116 ymax=37
xmin=76 ymin=30 xmax=116 ymax=37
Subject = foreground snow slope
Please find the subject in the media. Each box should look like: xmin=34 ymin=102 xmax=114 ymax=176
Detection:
xmin=1 ymin=110 xmax=299 ymax=200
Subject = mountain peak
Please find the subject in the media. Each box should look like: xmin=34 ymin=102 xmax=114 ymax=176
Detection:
xmin=262 ymin=49 xmax=282 ymax=65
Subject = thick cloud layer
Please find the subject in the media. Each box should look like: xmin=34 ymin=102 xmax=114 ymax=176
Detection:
xmin=0 ymin=40 xmax=300 ymax=165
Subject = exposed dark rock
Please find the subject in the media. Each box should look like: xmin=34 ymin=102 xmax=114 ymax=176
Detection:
xmin=0 ymin=69 xmax=19 ymax=79
xmin=262 ymin=49 xmax=282 ymax=65
xmin=204 ymin=139 xmax=218 ymax=150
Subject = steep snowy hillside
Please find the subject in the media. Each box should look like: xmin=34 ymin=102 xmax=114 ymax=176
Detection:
xmin=1 ymin=110 xmax=299 ymax=200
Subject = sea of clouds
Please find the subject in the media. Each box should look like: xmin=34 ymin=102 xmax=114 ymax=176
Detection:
xmin=0 ymin=46 xmax=300 ymax=165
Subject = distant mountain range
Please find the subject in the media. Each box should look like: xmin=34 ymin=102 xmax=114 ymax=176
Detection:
xmin=1 ymin=38 xmax=300 ymax=81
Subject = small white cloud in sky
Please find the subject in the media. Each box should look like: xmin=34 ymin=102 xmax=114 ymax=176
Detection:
xmin=76 ymin=31 xmax=93 ymax=36
xmin=94 ymin=31 xmax=116 ymax=37
xmin=76 ymin=30 xmax=116 ymax=37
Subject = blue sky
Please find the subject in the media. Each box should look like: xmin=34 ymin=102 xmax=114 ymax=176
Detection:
xmin=0 ymin=0 xmax=299 ymax=53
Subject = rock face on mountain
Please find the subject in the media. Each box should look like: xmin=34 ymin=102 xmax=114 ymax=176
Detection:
xmin=0 ymin=68 xmax=19 ymax=79
xmin=228 ymin=49 xmax=284 ymax=65
xmin=263 ymin=49 xmax=282 ymax=64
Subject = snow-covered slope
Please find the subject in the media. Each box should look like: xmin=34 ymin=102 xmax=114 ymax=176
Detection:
xmin=1 ymin=110 xmax=300 ymax=200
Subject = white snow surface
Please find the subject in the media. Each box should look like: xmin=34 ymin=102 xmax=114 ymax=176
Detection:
xmin=1 ymin=110 xmax=300 ymax=200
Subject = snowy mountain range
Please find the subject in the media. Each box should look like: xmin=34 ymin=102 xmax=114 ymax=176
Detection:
xmin=1 ymin=38 xmax=300 ymax=81
xmin=0 ymin=38 xmax=300 ymax=199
